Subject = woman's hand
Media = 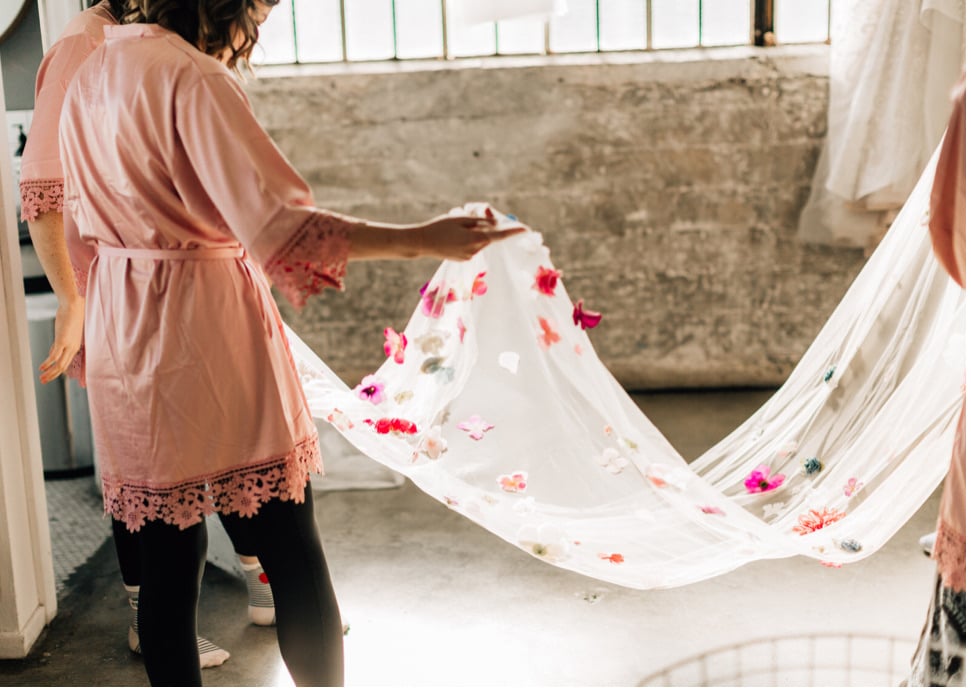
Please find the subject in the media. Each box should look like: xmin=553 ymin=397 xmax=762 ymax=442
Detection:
xmin=416 ymin=213 xmax=528 ymax=261
xmin=39 ymin=296 xmax=84 ymax=384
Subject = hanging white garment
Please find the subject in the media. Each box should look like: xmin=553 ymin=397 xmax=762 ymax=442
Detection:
xmin=797 ymin=0 xmax=964 ymax=248
xmin=289 ymin=151 xmax=964 ymax=590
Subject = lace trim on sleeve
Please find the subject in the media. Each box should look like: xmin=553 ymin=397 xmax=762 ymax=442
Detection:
xmin=934 ymin=519 xmax=966 ymax=592
xmin=65 ymin=345 xmax=86 ymax=388
xmin=264 ymin=213 xmax=350 ymax=309
xmin=102 ymin=434 xmax=322 ymax=532
xmin=19 ymin=178 xmax=64 ymax=222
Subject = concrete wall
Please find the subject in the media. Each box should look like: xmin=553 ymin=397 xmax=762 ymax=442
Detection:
xmin=247 ymin=45 xmax=866 ymax=390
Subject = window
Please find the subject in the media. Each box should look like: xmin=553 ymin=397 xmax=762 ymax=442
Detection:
xmin=252 ymin=0 xmax=831 ymax=66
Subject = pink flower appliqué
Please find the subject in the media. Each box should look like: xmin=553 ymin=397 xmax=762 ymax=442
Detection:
xmin=326 ymin=408 xmax=354 ymax=431
xmin=744 ymin=465 xmax=785 ymax=493
xmin=419 ymin=426 xmax=448 ymax=459
xmin=537 ymin=317 xmax=561 ymax=349
xmin=793 ymin=507 xmax=846 ymax=535
xmin=843 ymin=477 xmax=863 ymax=498
xmin=457 ymin=317 xmax=467 ymax=343
xmin=534 ymin=266 xmax=562 ymax=296
xmin=598 ymin=552 xmax=625 ymax=564
xmin=572 ymin=299 xmax=602 ymax=330
xmin=354 ymin=374 xmax=386 ymax=404
xmin=420 ymin=282 xmax=458 ymax=318
xmin=471 ymin=271 xmax=488 ymax=297
xmin=700 ymin=505 xmax=725 ymax=516
xmin=458 ymin=415 xmax=495 ymax=440
xmin=383 ymin=327 xmax=407 ymax=364
xmin=497 ymin=471 xmax=528 ymax=493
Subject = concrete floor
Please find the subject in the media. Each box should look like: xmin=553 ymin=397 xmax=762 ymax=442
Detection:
xmin=0 ymin=389 xmax=939 ymax=687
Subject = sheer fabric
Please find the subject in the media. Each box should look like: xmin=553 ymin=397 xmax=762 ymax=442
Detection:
xmin=290 ymin=151 xmax=964 ymax=589
xmin=797 ymin=0 xmax=964 ymax=249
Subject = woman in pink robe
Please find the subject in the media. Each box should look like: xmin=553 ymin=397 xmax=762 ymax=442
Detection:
xmin=19 ymin=0 xmax=287 ymax=668
xmin=58 ymin=1 xmax=522 ymax=684
xmin=909 ymin=76 xmax=966 ymax=687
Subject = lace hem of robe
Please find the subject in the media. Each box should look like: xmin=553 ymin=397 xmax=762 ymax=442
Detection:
xmin=103 ymin=435 xmax=323 ymax=532
xmin=935 ymin=519 xmax=967 ymax=592
xmin=264 ymin=213 xmax=350 ymax=309
xmin=19 ymin=178 xmax=64 ymax=222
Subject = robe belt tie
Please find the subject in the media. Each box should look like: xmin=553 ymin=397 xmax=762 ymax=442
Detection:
xmin=97 ymin=245 xmax=244 ymax=260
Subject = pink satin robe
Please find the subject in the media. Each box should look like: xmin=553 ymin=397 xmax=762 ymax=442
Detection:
xmin=60 ymin=23 xmax=353 ymax=531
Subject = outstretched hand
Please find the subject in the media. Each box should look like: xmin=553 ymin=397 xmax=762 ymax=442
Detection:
xmin=418 ymin=212 xmax=528 ymax=261
xmin=39 ymin=297 xmax=84 ymax=384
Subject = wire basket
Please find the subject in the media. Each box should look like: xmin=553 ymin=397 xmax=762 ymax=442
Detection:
xmin=638 ymin=633 xmax=915 ymax=687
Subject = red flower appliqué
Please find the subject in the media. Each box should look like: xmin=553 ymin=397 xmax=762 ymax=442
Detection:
xmin=534 ymin=266 xmax=562 ymax=296
xmin=793 ymin=507 xmax=846 ymax=535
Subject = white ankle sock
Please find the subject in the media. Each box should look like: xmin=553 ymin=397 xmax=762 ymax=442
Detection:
xmin=125 ymin=585 xmax=231 ymax=668
xmin=241 ymin=561 xmax=276 ymax=626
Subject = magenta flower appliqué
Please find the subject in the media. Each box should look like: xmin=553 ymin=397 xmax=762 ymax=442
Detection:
xmin=383 ymin=327 xmax=407 ymax=364
xmin=744 ymin=464 xmax=785 ymax=493
xmin=572 ymin=299 xmax=602 ymax=330
xmin=534 ymin=266 xmax=562 ymax=296
xmin=354 ymin=374 xmax=386 ymax=404
xmin=458 ymin=415 xmax=495 ymax=440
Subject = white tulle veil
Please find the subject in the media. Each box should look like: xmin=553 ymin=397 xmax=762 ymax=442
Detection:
xmin=284 ymin=149 xmax=964 ymax=590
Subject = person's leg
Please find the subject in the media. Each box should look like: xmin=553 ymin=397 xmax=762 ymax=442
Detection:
xmin=135 ymin=518 xmax=207 ymax=687
xmin=217 ymin=514 xmax=276 ymax=625
xmin=112 ymin=518 xmax=230 ymax=668
xmin=220 ymin=484 xmax=344 ymax=686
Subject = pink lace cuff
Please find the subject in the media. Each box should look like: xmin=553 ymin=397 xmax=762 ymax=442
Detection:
xmin=19 ymin=178 xmax=64 ymax=222
xmin=102 ymin=435 xmax=323 ymax=532
xmin=72 ymin=263 xmax=88 ymax=298
xmin=934 ymin=519 xmax=966 ymax=592
xmin=66 ymin=345 xmax=86 ymax=388
xmin=264 ymin=213 xmax=350 ymax=309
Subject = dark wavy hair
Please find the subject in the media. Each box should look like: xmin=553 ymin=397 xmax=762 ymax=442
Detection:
xmin=89 ymin=0 xmax=129 ymax=21
xmin=123 ymin=0 xmax=279 ymax=72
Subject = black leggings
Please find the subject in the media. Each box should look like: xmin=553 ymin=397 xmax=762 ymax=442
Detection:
xmin=111 ymin=514 xmax=259 ymax=587
xmin=127 ymin=485 xmax=344 ymax=687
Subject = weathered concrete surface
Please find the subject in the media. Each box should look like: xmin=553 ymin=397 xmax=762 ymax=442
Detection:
xmin=246 ymin=45 xmax=865 ymax=389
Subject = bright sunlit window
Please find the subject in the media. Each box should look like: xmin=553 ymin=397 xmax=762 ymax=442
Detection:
xmin=251 ymin=0 xmax=831 ymax=66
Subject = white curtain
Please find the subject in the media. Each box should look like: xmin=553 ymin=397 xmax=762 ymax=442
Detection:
xmin=283 ymin=148 xmax=963 ymax=590
xmin=797 ymin=0 xmax=964 ymax=249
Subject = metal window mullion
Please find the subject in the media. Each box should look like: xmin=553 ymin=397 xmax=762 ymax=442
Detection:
xmin=493 ymin=21 xmax=499 ymax=56
xmin=827 ymin=0 xmax=832 ymax=42
xmin=645 ymin=0 xmax=652 ymax=50
xmin=697 ymin=0 xmax=702 ymax=46
xmin=753 ymin=0 xmax=774 ymax=46
xmin=595 ymin=0 xmax=601 ymax=52
xmin=544 ymin=20 xmax=551 ymax=55
xmin=290 ymin=0 xmax=299 ymax=63
xmin=391 ymin=0 xmax=398 ymax=58
xmin=441 ymin=0 xmax=449 ymax=58
xmin=339 ymin=0 xmax=348 ymax=61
